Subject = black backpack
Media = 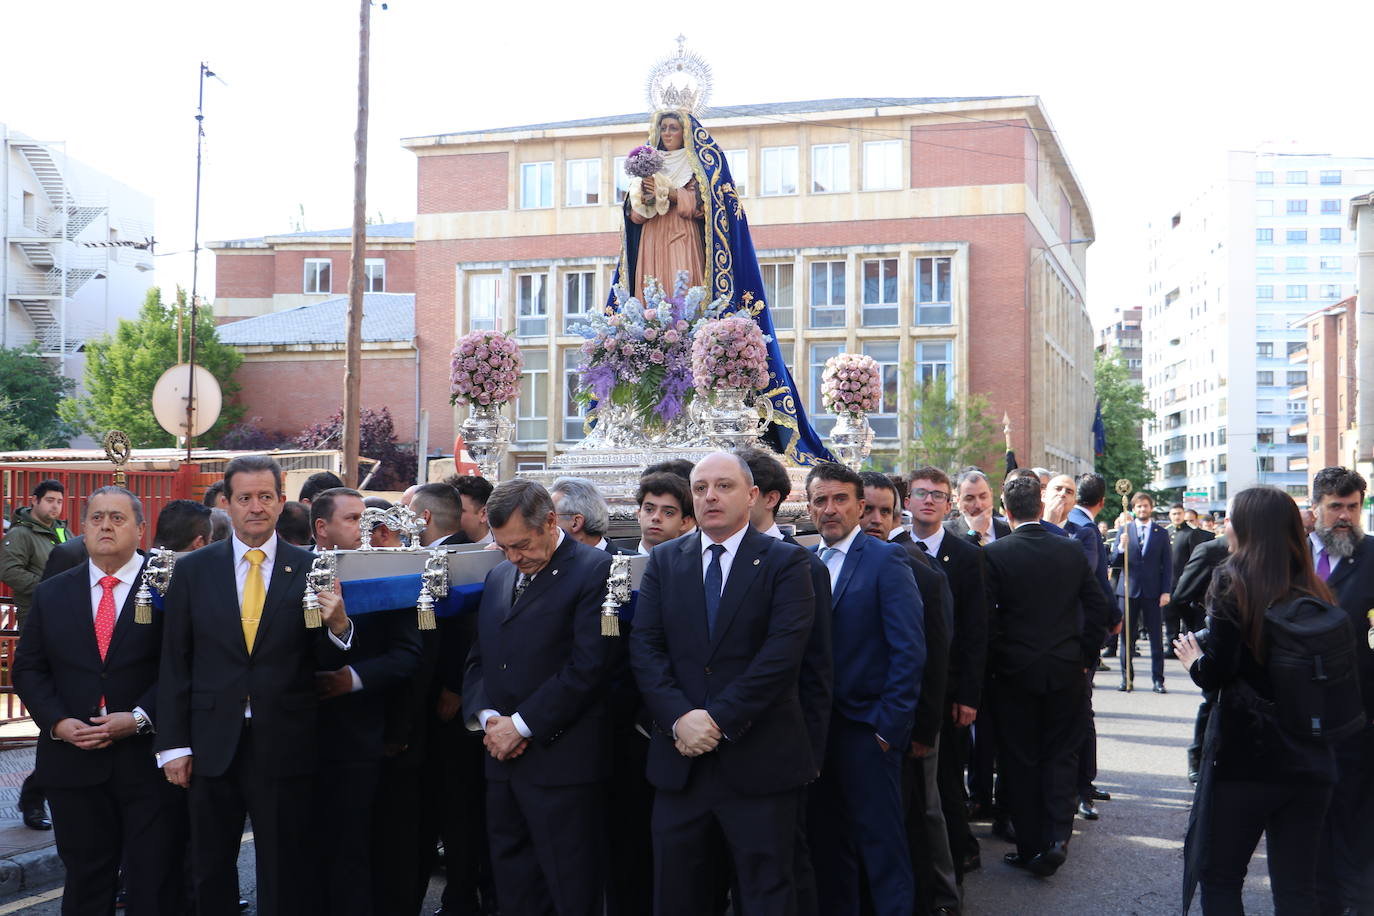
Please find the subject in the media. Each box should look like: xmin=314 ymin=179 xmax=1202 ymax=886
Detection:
xmin=1264 ymin=596 xmax=1366 ymax=741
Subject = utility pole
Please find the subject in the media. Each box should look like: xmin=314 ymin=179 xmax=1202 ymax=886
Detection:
xmin=342 ymin=0 xmax=370 ymax=487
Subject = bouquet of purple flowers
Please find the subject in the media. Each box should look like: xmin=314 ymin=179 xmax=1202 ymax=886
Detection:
xmin=624 ymin=145 xmax=665 ymax=179
xmin=448 ymin=330 xmax=523 ymax=407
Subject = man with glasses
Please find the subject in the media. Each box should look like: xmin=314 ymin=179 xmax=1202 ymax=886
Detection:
xmin=906 ymin=467 xmax=990 ymax=883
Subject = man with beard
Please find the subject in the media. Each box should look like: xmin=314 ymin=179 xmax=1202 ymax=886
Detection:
xmin=1309 ymin=467 xmax=1374 ymax=914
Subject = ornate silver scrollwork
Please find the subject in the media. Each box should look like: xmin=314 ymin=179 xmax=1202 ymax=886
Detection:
xmin=134 ymin=547 xmax=177 ymax=624
xmin=415 ymin=548 xmax=450 ymax=631
xmin=302 ymin=550 xmax=338 ymax=629
xmin=601 ymin=554 xmax=633 ymax=637
xmin=358 ymin=505 xmax=427 ymax=549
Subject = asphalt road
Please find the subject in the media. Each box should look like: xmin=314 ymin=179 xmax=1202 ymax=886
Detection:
xmin=1 ymin=666 xmax=1280 ymax=915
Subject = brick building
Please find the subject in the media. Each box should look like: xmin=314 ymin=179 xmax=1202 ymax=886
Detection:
xmin=208 ymin=221 xmax=414 ymax=323
xmin=403 ymin=96 xmax=1098 ymax=476
xmin=1294 ymin=296 xmax=1357 ymax=480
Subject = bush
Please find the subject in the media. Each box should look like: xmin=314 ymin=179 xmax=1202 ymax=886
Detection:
xmin=292 ymin=406 xmax=416 ymax=490
xmin=218 ymin=420 xmax=287 ymax=451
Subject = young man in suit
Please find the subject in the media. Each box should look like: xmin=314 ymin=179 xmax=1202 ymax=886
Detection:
xmin=156 ymin=455 xmax=354 ymax=916
xmin=1110 ymin=491 xmax=1173 ymax=692
xmin=983 ymin=476 xmax=1111 ymax=878
xmin=14 ymin=486 xmax=187 ymax=915
xmin=806 ymin=462 xmax=925 ymax=916
xmin=634 ymin=472 xmax=694 ymax=555
xmin=944 ymin=470 xmax=1011 ymax=546
xmin=630 ymin=451 xmax=817 ymax=916
xmin=463 ymin=479 xmax=617 ymax=916
xmin=1308 ymin=467 xmax=1374 ymax=914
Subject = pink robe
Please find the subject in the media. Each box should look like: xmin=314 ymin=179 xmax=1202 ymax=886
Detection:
xmin=629 ymin=181 xmax=705 ymax=299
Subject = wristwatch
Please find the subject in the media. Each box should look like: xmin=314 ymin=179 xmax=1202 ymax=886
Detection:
xmin=132 ymin=709 xmax=152 ymax=735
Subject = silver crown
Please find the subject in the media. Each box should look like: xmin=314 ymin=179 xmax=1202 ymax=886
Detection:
xmin=645 ymin=35 xmax=713 ymax=117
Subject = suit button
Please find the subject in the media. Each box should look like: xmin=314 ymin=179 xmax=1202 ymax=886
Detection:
xmin=500 ymin=663 xmax=507 ymax=670
xmin=704 ymin=666 xmax=712 ymax=675
xmin=100 ymin=673 xmax=108 ymax=680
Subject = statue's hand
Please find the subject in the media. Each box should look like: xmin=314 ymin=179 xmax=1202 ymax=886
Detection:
xmin=642 ymin=175 xmax=656 ymax=198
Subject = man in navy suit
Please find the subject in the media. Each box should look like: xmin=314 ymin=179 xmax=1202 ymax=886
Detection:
xmin=1110 ymin=491 xmax=1172 ymax=692
xmin=463 ymin=479 xmax=617 ymax=916
xmin=630 ymin=451 xmax=817 ymax=916
xmin=14 ymin=486 xmax=187 ymax=915
xmin=805 ymin=462 xmax=925 ymax=916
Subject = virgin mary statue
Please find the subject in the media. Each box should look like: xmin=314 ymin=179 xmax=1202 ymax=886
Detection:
xmin=612 ymin=47 xmax=832 ymax=466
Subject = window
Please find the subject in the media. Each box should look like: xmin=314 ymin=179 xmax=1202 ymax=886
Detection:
xmin=1256 ymin=285 xmax=1273 ymax=299
xmin=1257 ymin=371 xmax=1274 ymax=386
xmin=1291 ymin=433 xmax=1307 ymax=445
xmin=363 ymin=259 xmax=385 ymax=292
xmin=1287 ymin=229 xmax=1307 ymax=244
xmin=915 ymin=256 xmax=953 ymax=325
xmin=1257 ymin=456 xmax=1276 ymax=472
xmin=863 ymin=341 xmax=900 ymax=438
xmin=516 ymin=274 xmax=548 ymax=337
xmin=516 ymin=349 xmax=548 ymax=442
xmin=809 ymin=261 xmax=846 ymax=328
xmin=563 ymin=271 xmax=595 ymax=333
xmin=1321 ymin=199 xmax=1341 ymax=214
xmin=809 ymin=342 xmax=844 ymax=436
xmin=1286 ymin=199 xmax=1308 ymax=215
xmin=1288 ymin=371 xmax=1307 ymax=386
xmin=1321 ymin=284 xmax=1341 ymax=298
xmin=562 ymin=349 xmax=585 ymax=441
xmin=1218 ymin=426 xmax=1227 ymax=445
xmin=1257 ymin=256 xmax=1274 ymax=271
xmin=565 ymin=159 xmax=600 ymax=207
xmin=725 ymin=149 xmax=748 ymax=196
xmin=862 ymin=140 xmax=902 ymax=190
xmin=611 ymin=156 xmax=631 ymax=204
xmin=1286 ymin=256 xmax=1308 ymax=271
xmin=1257 ymin=228 xmax=1273 ymax=244
xmin=1286 ymin=284 xmax=1308 ymax=299
xmin=761 ymin=263 xmax=794 ymax=330
xmin=1320 ymin=256 xmax=1342 ymax=271
xmin=1218 ymin=455 xmax=1228 ymax=471
xmin=861 ymin=259 xmax=898 ymax=326
xmin=1286 ymin=171 xmax=1308 ymax=185
xmin=303 ymin=258 xmax=331 ymax=294
xmin=1320 ymin=170 xmax=1341 ymax=185
xmin=1311 ymin=396 xmax=1322 ymax=413
xmin=1257 ymin=399 xmax=1274 ymax=415
xmin=760 ymin=146 xmax=798 ymax=196
xmin=468 ymin=275 xmax=499 ymax=331
xmin=1257 ymin=341 xmax=1274 ymax=358
xmin=520 ymin=161 xmax=553 ymax=209
xmin=810 ymin=144 xmax=850 ymax=193
xmin=1256 ymin=200 xmax=1273 ymax=216
xmin=1287 ymin=341 xmax=1305 ymax=356
xmin=1321 ymin=228 xmax=1341 ymax=243
xmin=1256 ymin=171 xmax=1274 ymax=185
xmin=915 ymin=341 xmax=954 ymax=398
xmin=1287 ymin=484 xmax=1310 ymax=498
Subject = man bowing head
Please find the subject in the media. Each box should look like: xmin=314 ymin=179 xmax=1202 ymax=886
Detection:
xmin=462 ymin=479 xmax=617 ymax=916
xmin=630 ymin=451 xmax=818 ymax=916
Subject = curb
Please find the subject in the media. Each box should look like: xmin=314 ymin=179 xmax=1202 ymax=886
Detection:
xmin=0 ymin=842 xmax=63 ymax=900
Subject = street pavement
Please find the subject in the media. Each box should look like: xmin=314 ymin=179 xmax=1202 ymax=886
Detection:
xmin=0 ymin=664 xmax=1283 ymax=914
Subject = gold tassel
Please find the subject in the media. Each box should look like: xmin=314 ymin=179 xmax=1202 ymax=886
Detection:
xmin=303 ymin=587 xmax=323 ymax=629
xmin=601 ymin=609 xmax=620 ymax=637
xmin=134 ymin=587 xmax=153 ymax=625
xmin=418 ymin=607 xmax=437 ymax=631
xmin=416 ymin=589 xmax=437 ymax=631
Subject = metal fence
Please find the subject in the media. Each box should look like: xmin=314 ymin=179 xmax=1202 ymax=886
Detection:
xmin=0 ymin=603 xmax=30 ymax=736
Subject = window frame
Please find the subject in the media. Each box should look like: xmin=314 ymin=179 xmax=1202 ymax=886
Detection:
xmin=724 ymin=149 xmax=748 ymax=196
xmin=808 ymin=260 xmax=847 ymax=329
xmin=862 ymin=140 xmax=902 ymax=191
xmin=562 ymin=270 xmax=596 ymax=334
xmin=760 ymin=146 xmax=799 ymax=197
xmin=363 ymin=258 xmax=385 ymax=293
xmin=810 ymin=143 xmax=851 ymax=194
xmin=468 ymin=274 xmax=500 ymax=332
xmin=914 ymin=255 xmax=954 ymax=325
xmin=862 ymin=340 xmax=901 ymax=438
xmin=516 ymin=348 xmax=549 ymax=443
xmin=562 ymin=348 xmax=586 ymax=442
xmin=303 ymin=258 xmax=332 ymax=295
xmin=516 ymin=273 xmax=549 ymax=338
xmin=860 ymin=258 xmax=899 ymax=327
xmin=519 ymin=160 xmax=554 ymax=209
xmin=564 ymin=158 xmax=601 ymax=208
xmin=760 ymin=262 xmax=795 ymax=330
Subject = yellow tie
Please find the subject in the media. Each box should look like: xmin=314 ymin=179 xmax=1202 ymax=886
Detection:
xmin=242 ymin=548 xmax=266 ymax=653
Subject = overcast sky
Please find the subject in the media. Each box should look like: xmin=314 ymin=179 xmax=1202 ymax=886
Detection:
xmin=4 ymin=0 xmax=1370 ymax=329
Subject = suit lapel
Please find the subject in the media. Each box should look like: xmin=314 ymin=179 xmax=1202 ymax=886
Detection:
xmin=63 ymin=569 xmax=105 ymax=669
xmin=1326 ymin=537 xmax=1366 ymax=591
xmin=709 ymin=529 xmax=766 ymax=656
xmin=497 ymin=562 xmax=520 ymax=622
xmin=249 ymin=543 xmax=303 ymax=654
xmin=831 ymin=529 xmax=865 ymax=605
xmin=504 ymin=535 xmax=576 ymax=624
xmin=103 ymin=559 xmax=149 ymax=663
xmin=678 ymin=534 xmax=711 ymax=648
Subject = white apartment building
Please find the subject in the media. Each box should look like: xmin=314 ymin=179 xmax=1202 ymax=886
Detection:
xmin=2 ymin=125 xmax=155 ymax=382
xmin=1143 ymin=150 xmax=1374 ymax=511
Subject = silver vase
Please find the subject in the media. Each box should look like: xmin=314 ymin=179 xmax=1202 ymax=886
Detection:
xmin=460 ymin=403 xmax=512 ymax=482
xmin=697 ymin=388 xmax=774 ymax=451
xmin=829 ymin=411 xmax=873 ymax=471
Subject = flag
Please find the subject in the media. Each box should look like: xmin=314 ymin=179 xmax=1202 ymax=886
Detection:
xmin=1092 ymin=400 xmax=1107 ymax=457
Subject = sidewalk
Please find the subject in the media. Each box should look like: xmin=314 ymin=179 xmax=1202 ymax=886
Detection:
xmin=0 ymin=724 xmax=63 ymax=900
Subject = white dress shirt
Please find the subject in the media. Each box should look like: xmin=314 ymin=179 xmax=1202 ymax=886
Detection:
xmin=699 ymin=524 xmax=750 ymax=586
xmin=763 ymin=523 xmax=785 ymax=541
xmin=964 ymin=514 xmax=997 ymax=543
xmin=1310 ymin=531 xmax=1342 ymax=576
xmin=818 ymin=524 xmax=862 ymax=591
xmin=84 ymin=553 xmax=151 ymax=723
xmin=915 ymin=526 xmax=946 ymax=557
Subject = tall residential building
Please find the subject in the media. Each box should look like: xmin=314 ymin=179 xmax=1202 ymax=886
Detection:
xmin=1143 ymin=150 xmax=1374 ymax=510
xmin=1096 ymin=306 xmax=1142 ymax=381
xmin=2 ymin=126 xmax=155 ymax=382
xmin=403 ymin=96 xmax=1098 ymax=476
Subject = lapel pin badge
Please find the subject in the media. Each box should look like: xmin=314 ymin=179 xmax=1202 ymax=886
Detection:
xmin=284 ymin=566 xmax=292 ymax=573
xmin=552 ymin=569 xmax=559 ymax=576
xmin=753 ymin=558 xmax=760 ymax=566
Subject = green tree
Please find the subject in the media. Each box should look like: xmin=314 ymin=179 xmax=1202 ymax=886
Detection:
xmin=898 ymin=372 xmax=1004 ymax=476
xmin=1094 ymin=347 xmax=1157 ymax=520
xmin=0 ymin=343 xmax=76 ymax=447
xmin=61 ymin=287 xmax=243 ymax=447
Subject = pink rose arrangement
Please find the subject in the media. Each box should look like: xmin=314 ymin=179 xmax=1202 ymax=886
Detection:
xmin=821 ymin=353 xmax=881 ymax=415
xmin=691 ymin=316 xmax=771 ymax=392
xmin=449 ymin=330 xmax=523 ymax=407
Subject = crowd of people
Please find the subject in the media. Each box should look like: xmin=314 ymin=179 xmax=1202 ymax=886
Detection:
xmin=1 ymin=453 xmax=1370 ymax=916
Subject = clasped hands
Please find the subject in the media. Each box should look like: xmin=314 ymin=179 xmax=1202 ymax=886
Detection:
xmin=483 ymin=715 xmax=528 ymax=762
xmin=673 ymin=708 xmax=722 ymax=757
xmin=53 ymin=712 xmax=137 ymax=750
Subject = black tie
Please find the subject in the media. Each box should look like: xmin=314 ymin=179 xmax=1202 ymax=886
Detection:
xmin=704 ymin=544 xmax=725 ymax=638
xmin=916 ymin=541 xmax=929 ymax=553
xmin=512 ymin=572 xmax=530 ymax=604
xmin=968 ymin=529 xmax=982 ymax=546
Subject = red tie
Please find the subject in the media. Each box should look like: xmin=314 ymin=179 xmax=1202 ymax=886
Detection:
xmin=95 ymin=575 xmax=119 ymax=661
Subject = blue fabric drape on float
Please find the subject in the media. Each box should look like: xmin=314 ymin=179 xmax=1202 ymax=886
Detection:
xmin=612 ymin=111 xmax=833 ymax=466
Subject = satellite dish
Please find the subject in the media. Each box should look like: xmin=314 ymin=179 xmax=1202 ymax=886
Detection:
xmin=152 ymin=363 xmax=222 ymax=439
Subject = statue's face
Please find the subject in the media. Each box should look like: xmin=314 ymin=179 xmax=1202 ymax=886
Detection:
xmin=659 ymin=116 xmax=684 ymax=151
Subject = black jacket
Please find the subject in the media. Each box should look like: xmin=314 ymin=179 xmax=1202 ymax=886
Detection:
xmin=317 ymin=603 xmax=422 ymax=764
xmin=1173 ymin=538 xmax=1231 ymax=613
xmin=888 ymin=531 xmax=951 ymax=748
xmin=1323 ymin=536 xmax=1374 ymax=718
xmin=1169 ymin=524 xmax=1214 ymax=592
xmin=911 ymin=528 xmax=989 ymax=710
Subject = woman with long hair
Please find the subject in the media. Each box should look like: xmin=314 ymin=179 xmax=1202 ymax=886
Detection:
xmin=1175 ymin=486 xmax=1340 ymax=914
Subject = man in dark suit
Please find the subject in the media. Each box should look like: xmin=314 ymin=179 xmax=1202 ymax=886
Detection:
xmin=1110 ymin=491 xmax=1173 ymax=692
xmin=1164 ymin=503 xmax=1213 ymax=652
xmin=806 ymin=462 xmax=924 ymax=916
xmin=1308 ymin=467 xmax=1374 ymax=914
xmin=984 ymin=476 xmax=1110 ymax=878
xmin=859 ymin=471 xmax=955 ymax=915
xmin=14 ymin=486 xmax=187 ymax=915
xmin=945 ymin=469 xmax=1011 ymax=546
xmin=463 ymin=479 xmax=617 ymax=916
xmin=309 ymin=487 xmax=421 ymax=916
xmin=551 ymin=476 xmax=629 ymax=555
xmin=630 ymin=451 xmax=817 ymax=916
xmin=156 ymin=455 xmax=354 ymax=916
xmin=40 ymin=534 xmax=88 ymax=581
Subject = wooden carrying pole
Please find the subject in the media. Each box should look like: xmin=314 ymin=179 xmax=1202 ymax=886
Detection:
xmin=342 ymin=0 xmax=370 ymax=487
xmin=1116 ymin=479 xmax=1134 ymax=691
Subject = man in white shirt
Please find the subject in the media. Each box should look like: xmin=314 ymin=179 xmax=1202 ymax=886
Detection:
xmin=944 ymin=469 xmax=1011 ymax=546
